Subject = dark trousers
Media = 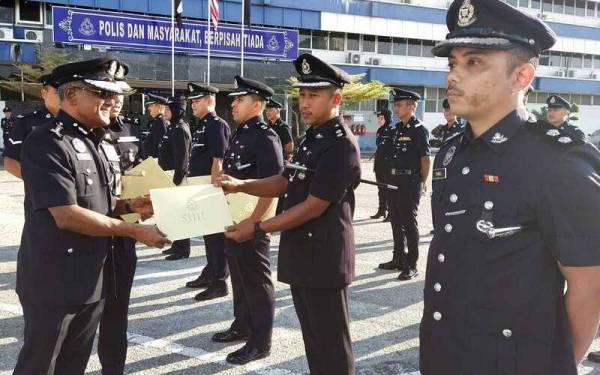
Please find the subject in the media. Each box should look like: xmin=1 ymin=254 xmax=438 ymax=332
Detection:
xmin=98 ymin=237 xmax=137 ymax=375
xmin=291 ymin=286 xmax=355 ymax=375
xmin=14 ymin=299 xmax=105 ymax=375
xmin=225 ymin=235 xmax=274 ymax=349
xmin=171 ymin=238 xmax=190 ymax=256
xmin=374 ymin=164 xmax=389 ymax=212
xmin=387 ymin=178 xmax=421 ymax=270
xmin=198 ymin=233 xmax=228 ymax=286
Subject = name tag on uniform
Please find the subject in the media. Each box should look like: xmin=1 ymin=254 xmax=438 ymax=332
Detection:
xmin=76 ymin=153 xmax=93 ymax=161
xmin=100 ymin=143 xmax=120 ymax=162
xmin=432 ymin=168 xmax=447 ymax=180
xmin=117 ymin=136 xmax=139 ymax=143
xmin=398 ymin=136 xmax=412 ymax=141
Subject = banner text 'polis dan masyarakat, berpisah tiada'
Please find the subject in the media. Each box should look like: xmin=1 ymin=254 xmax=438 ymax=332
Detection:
xmin=53 ymin=6 xmax=299 ymax=60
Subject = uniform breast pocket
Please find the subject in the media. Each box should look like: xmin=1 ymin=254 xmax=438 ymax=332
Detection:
xmin=75 ymin=164 xmax=99 ymax=198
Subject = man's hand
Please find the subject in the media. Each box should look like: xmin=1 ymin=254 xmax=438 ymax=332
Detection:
xmin=134 ymin=225 xmax=171 ymax=248
xmin=421 ymin=181 xmax=428 ymax=195
xmin=129 ymin=195 xmax=154 ymax=220
xmin=224 ymin=219 xmax=255 ymax=243
xmin=214 ymin=173 xmax=245 ymax=193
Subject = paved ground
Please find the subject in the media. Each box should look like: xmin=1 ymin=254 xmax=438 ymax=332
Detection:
xmin=0 ymin=160 xmax=599 ymax=374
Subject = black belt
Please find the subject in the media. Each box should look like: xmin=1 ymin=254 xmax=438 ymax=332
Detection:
xmin=391 ymin=168 xmax=416 ymax=176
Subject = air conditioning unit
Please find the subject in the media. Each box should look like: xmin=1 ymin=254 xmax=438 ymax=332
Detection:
xmin=0 ymin=27 xmax=14 ymax=40
xmin=537 ymin=13 xmax=547 ymax=20
xmin=590 ymin=72 xmax=598 ymax=79
xmin=567 ymin=70 xmax=575 ymax=78
xmin=556 ymin=70 xmax=565 ymax=77
xmin=351 ymin=53 xmax=361 ymax=64
xmin=372 ymin=58 xmax=380 ymax=66
xmin=24 ymin=29 xmax=43 ymax=42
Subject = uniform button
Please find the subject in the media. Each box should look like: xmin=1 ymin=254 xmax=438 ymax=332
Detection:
xmin=67 ymin=248 xmax=74 ymax=254
xmin=438 ymin=253 xmax=445 ymax=263
xmin=284 ymin=193 xmax=288 ymax=198
xmin=462 ymin=167 xmax=470 ymax=175
xmin=235 ymin=141 xmax=239 ymax=144
xmin=230 ymin=153 xmax=235 ymax=156
xmin=434 ymin=283 xmax=442 ymax=292
xmin=303 ymin=147 xmax=307 ymax=151
xmin=86 ymin=168 xmax=91 ymax=173
xmin=502 ymin=329 xmax=512 ymax=338
xmin=484 ymin=201 xmax=494 ymax=210
xmin=444 ymin=224 xmax=453 ymax=233
xmin=449 ymin=194 xmax=458 ymax=203
xmin=308 ymin=232 xmax=313 ymax=238
xmin=433 ymin=311 xmax=442 ymax=321
xmin=86 ymin=178 xmax=94 ymax=185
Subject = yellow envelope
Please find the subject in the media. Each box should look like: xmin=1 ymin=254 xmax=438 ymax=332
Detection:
xmin=150 ymin=185 xmax=234 ymax=241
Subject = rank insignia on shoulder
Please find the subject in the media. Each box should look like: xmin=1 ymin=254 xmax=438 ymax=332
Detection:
xmin=491 ymin=132 xmax=508 ymax=144
xmin=483 ymin=174 xmax=500 ymax=183
xmin=49 ymin=122 xmax=64 ymax=139
xmin=71 ymin=138 xmax=88 ymax=153
xmin=432 ymin=168 xmax=447 ymax=180
xmin=260 ymin=124 xmax=269 ymax=130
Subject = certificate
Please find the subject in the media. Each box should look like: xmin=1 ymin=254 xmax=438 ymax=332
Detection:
xmin=150 ymin=185 xmax=233 ymax=241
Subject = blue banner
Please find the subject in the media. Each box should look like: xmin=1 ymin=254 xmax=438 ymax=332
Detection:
xmin=52 ymin=6 xmax=298 ymax=60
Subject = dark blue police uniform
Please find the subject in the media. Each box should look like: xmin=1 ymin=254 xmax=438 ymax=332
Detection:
xmin=276 ymin=53 xmax=360 ymax=375
xmin=546 ymin=94 xmax=586 ymax=141
xmin=158 ymin=96 xmax=192 ymax=259
xmin=215 ymin=76 xmax=283 ymax=359
xmin=432 ymin=120 xmax=464 ymax=144
xmin=420 ymin=1 xmax=600 ymax=374
xmin=185 ymin=82 xmax=232 ymax=298
xmin=142 ymin=93 xmax=169 ymax=158
xmin=2 ymin=108 xmax=15 ymax=153
xmin=373 ymin=110 xmax=394 ymax=218
xmin=97 ymin=114 xmax=142 ymax=375
xmin=383 ymin=95 xmax=430 ymax=278
xmin=4 ymin=106 xmax=54 ymax=161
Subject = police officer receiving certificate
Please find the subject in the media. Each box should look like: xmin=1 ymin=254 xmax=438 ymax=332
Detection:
xmin=210 ymin=75 xmax=283 ymax=365
xmin=219 ymin=54 xmax=361 ymax=375
xmin=4 ymin=73 xmax=60 ymax=179
xmin=142 ymin=93 xmax=168 ymax=158
xmin=184 ymin=82 xmax=231 ymax=301
xmin=421 ymin=1 xmax=600 ymax=374
xmin=13 ymin=58 xmax=169 ymax=375
xmin=379 ymin=89 xmax=430 ymax=279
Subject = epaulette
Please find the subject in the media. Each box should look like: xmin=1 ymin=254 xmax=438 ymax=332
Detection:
xmin=17 ymin=114 xmax=24 ymax=119
xmin=332 ymin=122 xmax=347 ymax=139
xmin=526 ymin=118 xmax=585 ymax=147
xmin=440 ymin=130 xmax=464 ymax=147
xmin=49 ymin=121 xmax=64 ymax=139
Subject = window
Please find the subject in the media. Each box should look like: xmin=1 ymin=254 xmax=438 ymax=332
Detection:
xmin=565 ymin=0 xmax=575 ymax=15
xmin=392 ymin=37 xmax=407 ymax=55
xmin=542 ymin=0 xmax=552 ymax=12
xmin=553 ymin=0 xmax=565 ymax=13
xmin=570 ymin=53 xmax=583 ymax=69
xmin=329 ymin=32 xmax=344 ymax=51
xmin=362 ymin=35 xmax=375 ymax=52
xmin=407 ymin=39 xmax=421 ymax=56
xmin=539 ymin=52 xmax=550 ymax=66
xmin=45 ymin=4 xmax=53 ymax=26
xmin=587 ymin=0 xmax=596 ymax=16
xmin=347 ymin=33 xmax=360 ymax=51
xmin=575 ymin=0 xmax=586 ymax=16
xmin=594 ymin=55 xmax=600 ymax=68
xmin=593 ymin=95 xmax=600 ymax=105
xmin=571 ymin=94 xmax=581 ymax=104
xmin=506 ymin=0 xmax=518 ymax=6
xmin=312 ymin=30 xmax=328 ymax=50
xmin=549 ymin=51 xmax=561 ymax=67
xmin=298 ymin=29 xmax=311 ymax=49
xmin=519 ymin=0 xmax=529 ymax=7
xmin=531 ymin=0 xmax=541 ymax=10
xmin=425 ymin=87 xmax=439 ymax=112
xmin=0 ymin=0 xmax=15 ymax=24
xmin=584 ymin=54 xmax=592 ymax=68
xmin=422 ymin=40 xmax=436 ymax=58
xmin=16 ymin=0 xmax=42 ymax=24
xmin=581 ymin=95 xmax=592 ymax=105
xmin=377 ymin=36 xmax=392 ymax=54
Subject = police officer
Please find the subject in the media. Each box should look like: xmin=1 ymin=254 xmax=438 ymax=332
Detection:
xmin=219 ymin=54 xmax=360 ymax=375
xmin=371 ymin=109 xmax=394 ymax=220
xmin=183 ymin=82 xmax=231 ymax=301
xmin=4 ymin=74 xmax=60 ymax=179
xmin=159 ymin=95 xmax=192 ymax=260
xmin=97 ymin=91 xmax=144 ymax=375
xmin=210 ymin=75 xmax=283 ymax=365
xmin=265 ymin=99 xmax=294 ymax=160
xmin=546 ymin=94 xmax=586 ymax=140
xmin=431 ymin=99 xmax=464 ymax=145
xmin=142 ymin=93 xmax=168 ymax=158
xmin=1 ymin=106 xmax=14 ymax=152
xmin=14 ymin=58 xmax=169 ymax=375
xmin=421 ymin=1 xmax=600 ymax=374
xmin=379 ymin=89 xmax=430 ymax=279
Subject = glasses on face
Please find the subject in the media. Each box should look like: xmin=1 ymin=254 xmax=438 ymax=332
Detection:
xmin=75 ymin=86 xmax=119 ymax=100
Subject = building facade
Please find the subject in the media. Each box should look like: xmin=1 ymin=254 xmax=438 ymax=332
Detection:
xmin=1 ymin=0 xmax=600 ymax=151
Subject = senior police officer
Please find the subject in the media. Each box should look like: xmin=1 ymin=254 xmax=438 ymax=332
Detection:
xmin=371 ymin=109 xmax=394 ymax=220
xmin=1 ymin=106 xmax=14 ymax=151
xmin=421 ymin=1 xmax=600 ymax=374
xmin=4 ymin=73 xmax=60 ymax=179
xmin=183 ymin=82 xmax=231 ymax=301
xmin=545 ymin=94 xmax=586 ymax=140
xmin=159 ymin=95 xmax=192 ymax=260
xmin=378 ymin=89 xmax=430 ymax=280
xmin=13 ymin=58 xmax=169 ymax=375
xmin=210 ymin=75 xmax=283 ymax=365
xmin=97 ymin=91 xmax=144 ymax=375
xmin=431 ymin=99 xmax=464 ymax=145
xmin=142 ymin=93 xmax=168 ymax=158
xmin=265 ymin=99 xmax=294 ymax=161
xmin=219 ymin=54 xmax=361 ymax=375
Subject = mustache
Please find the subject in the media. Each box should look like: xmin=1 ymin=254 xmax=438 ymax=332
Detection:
xmin=446 ymin=85 xmax=464 ymax=96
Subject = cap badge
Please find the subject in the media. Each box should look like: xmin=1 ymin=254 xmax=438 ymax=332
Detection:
xmin=107 ymin=61 xmax=118 ymax=77
xmin=115 ymin=64 xmax=125 ymax=79
xmin=558 ymin=136 xmax=572 ymax=144
xmin=301 ymin=59 xmax=312 ymax=75
xmin=549 ymin=96 xmax=556 ymax=104
xmin=457 ymin=0 xmax=477 ymax=28
xmin=188 ymin=84 xmax=194 ymax=92
xmin=443 ymin=145 xmax=456 ymax=167
xmin=233 ymin=78 xmax=239 ymax=89
xmin=491 ymin=132 xmax=508 ymax=144
xmin=546 ymin=129 xmax=560 ymax=137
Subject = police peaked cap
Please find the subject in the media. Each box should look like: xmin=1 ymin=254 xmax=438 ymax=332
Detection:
xmin=266 ymin=99 xmax=283 ymax=109
xmin=228 ymin=75 xmax=274 ymax=100
xmin=3 ymin=107 xmax=11 ymax=112
xmin=293 ymin=53 xmax=352 ymax=88
xmin=392 ymin=88 xmax=422 ymax=102
xmin=187 ymin=82 xmax=219 ymax=100
xmin=51 ymin=58 xmax=131 ymax=94
xmin=432 ymin=0 xmax=556 ymax=57
xmin=38 ymin=73 xmax=59 ymax=88
xmin=546 ymin=94 xmax=571 ymax=111
xmin=145 ymin=93 xmax=169 ymax=106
